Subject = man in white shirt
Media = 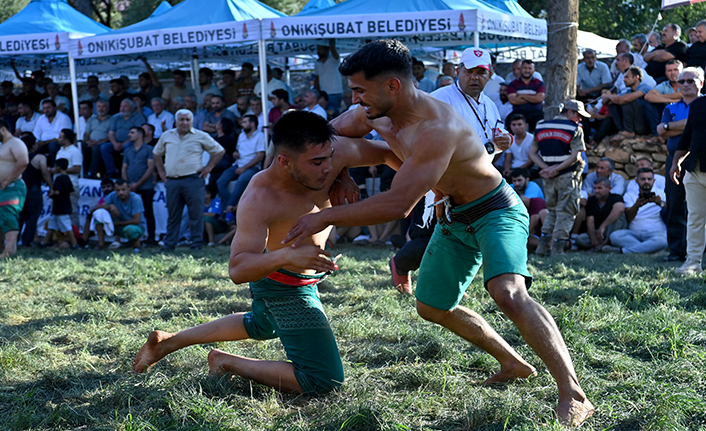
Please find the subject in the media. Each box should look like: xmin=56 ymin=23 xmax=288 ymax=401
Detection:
xmin=41 ymin=82 xmax=70 ymax=114
xmin=605 ymin=168 xmax=668 ymax=253
xmin=147 ymin=97 xmax=175 ymax=139
xmin=77 ymin=100 xmax=93 ymax=141
xmin=315 ymin=39 xmax=344 ymax=116
xmin=431 ymin=47 xmax=512 ymax=163
xmin=302 ymin=89 xmax=328 ymax=119
xmin=503 ymin=113 xmax=535 ymax=177
xmin=613 ymin=53 xmax=657 ymax=92
xmin=14 ymin=101 xmax=40 ymax=137
xmin=50 ymin=129 xmax=83 ymax=226
xmin=253 ymin=66 xmax=291 ymax=105
xmin=216 ymin=115 xmax=265 ymax=214
xmin=33 ymin=99 xmax=73 ymax=166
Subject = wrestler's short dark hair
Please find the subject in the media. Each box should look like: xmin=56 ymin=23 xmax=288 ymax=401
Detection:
xmin=510 ymin=168 xmax=530 ymax=179
xmin=130 ymin=126 xmax=144 ymax=136
xmin=20 ymin=133 xmax=36 ymax=150
xmin=637 ymin=167 xmax=654 ymax=176
xmin=0 ymin=119 xmax=10 ymax=132
xmin=339 ymin=39 xmax=413 ymax=81
xmin=55 ymin=158 xmax=69 ymax=171
xmin=272 ymin=110 xmax=335 ymax=155
xmin=272 ymin=89 xmax=289 ymax=103
xmin=243 ymin=114 xmax=258 ymax=128
xmin=115 ymin=178 xmax=128 ymax=187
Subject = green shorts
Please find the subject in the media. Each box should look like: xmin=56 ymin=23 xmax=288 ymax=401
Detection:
xmin=243 ymin=269 xmax=344 ymax=394
xmin=116 ymin=225 xmax=144 ymax=241
xmin=0 ymin=180 xmax=27 ymax=233
xmin=416 ymin=180 xmax=532 ymax=311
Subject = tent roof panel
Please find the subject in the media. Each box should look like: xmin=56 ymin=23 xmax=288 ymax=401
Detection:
xmin=0 ymin=0 xmax=110 ymax=36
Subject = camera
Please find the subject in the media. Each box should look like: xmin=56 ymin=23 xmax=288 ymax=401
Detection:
xmin=639 ymin=191 xmax=655 ymax=199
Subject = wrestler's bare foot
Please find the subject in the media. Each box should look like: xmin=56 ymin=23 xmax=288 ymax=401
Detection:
xmin=208 ymin=348 xmax=239 ymax=376
xmin=132 ymin=330 xmax=175 ymax=373
xmin=557 ymin=397 xmax=595 ymax=427
xmin=482 ymin=361 xmax=537 ymax=385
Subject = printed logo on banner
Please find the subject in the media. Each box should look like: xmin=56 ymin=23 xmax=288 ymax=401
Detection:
xmin=78 ymin=39 xmax=83 ymax=55
xmin=243 ymin=23 xmax=249 ymax=39
xmin=55 ymin=35 xmax=61 ymax=50
xmin=459 ymin=13 xmax=466 ymax=31
xmin=270 ymin=22 xmax=277 ymax=38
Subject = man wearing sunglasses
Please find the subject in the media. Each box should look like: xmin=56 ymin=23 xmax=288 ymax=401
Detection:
xmin=667 ymin=67 xmax=706 ymax=274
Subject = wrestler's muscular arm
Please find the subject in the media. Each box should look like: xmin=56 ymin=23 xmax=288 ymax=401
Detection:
xmin=330 ymin=106 xmax=374 ymax=138
xmin=229 ymin=192 xmax=334 ymax=285
xmin=284 ymin=125 xmax=453 ymax=245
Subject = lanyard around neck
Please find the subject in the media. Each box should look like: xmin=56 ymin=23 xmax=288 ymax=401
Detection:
xmin=456 ymin=82 xmax=489 ymax=142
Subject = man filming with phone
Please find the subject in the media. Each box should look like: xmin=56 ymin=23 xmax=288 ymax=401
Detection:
xmin=601 ymin=168 xmax=668 ymax=254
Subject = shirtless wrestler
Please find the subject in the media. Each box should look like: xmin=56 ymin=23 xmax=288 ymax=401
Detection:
xmin=0 ymin=119 xmax=29 ymax=258
xmin=283 ymin=40 xmax=594 ymax=426
xmin=132 ymin=110 xmax=400 ymax=394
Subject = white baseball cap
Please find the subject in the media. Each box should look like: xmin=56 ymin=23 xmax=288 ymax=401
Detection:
xmin=460 ymin=48 xmax=492 ymax=70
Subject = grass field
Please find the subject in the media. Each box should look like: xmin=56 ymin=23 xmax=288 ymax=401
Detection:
xmin=1 ymin=244 xmax=706 ymax=430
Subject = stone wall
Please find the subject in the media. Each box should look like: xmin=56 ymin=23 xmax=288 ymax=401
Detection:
xmin=586 ymin=136 xmax=667 ymax=178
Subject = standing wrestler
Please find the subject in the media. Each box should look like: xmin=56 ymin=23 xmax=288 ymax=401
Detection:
xmin=133 ymin=110 xmax=399 ymax=394
xmin=284 ymin=40 xmax=593 ymax=426
xmin=0 ymin=119 xmax=29 ymax=258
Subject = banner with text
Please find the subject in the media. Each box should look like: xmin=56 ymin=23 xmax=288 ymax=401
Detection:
xmin=263 ymin=9 xmax=546 ymax=42
xmin=0 ymin=32 xmax=70 ymax=55
xmin=69 ymin=20 xmax=260 ymax=59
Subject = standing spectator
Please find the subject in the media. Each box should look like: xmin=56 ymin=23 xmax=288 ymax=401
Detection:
xmin=507 ymin=59 xmax=545 ymax=132
xmin=0 ymin=119 xmax=29 ymax=258
xmin=0 ymin=81 xmax=17 ymax=107
xmin=658 ymin=67 xmax=703 ymax=262
xmin=604 ymin=67 xmax=654 ymax=139
xmin=195 ymin=68 xmax=222 ymax=106
xmin=14 ymin=100 xmax=40 ymax=137
xmin=41 ymin=158 xmax=77 ymax=249
xmin=645 ymin=24 xmax=689 ymax=82
xmin=51 ymin=129 xmax=82 ymax=227
xmin=645 ymin=60 xmax=684 ymax=108
xmin=254 ymin=65 xmax=290 ymax=102
xmin=120 ymin=75 xmax=136 ymax=94
xmin=302 ymin=89 xmax=327 ymax=119
xmin=505 ymin=59 xmax=544 ymax=83
xmin=162 ymin=70 xmax=192 ymax=113
xmin=233 ymin=63 xmax=257 ymax=99
xmin=147 ymin=97 xmax=174 ymax=139
xmin=82 ymin=178 xmax=114 ymax=246
xmin=153 ymin=109 xmax=224 ymax=251
xmin=314 ymin=39 xmax=344 ymax=115
xmin=77 ymin=100 xmax=93 ymax=141
xmin=84 ymin=99 xmax=111 ymax=178
xmin=18 ymin=133 xmax=52 ymax=247
xmin=41 ymin=82 xmax=70 ymax=114
xmin=90 ymin=179 xmax=146 ymax=251
xmin=17 ymin=78 xmax=42 ymax=112
xmin=529 ymin=100 xmax=588 ymax=256
xmin=268 ymin=89 xmax=294 ymax=125
xmin=217 ymin=115 xmax=265 ymax=214
xmin=575 ymin=177 xmax=627 ymax=251
xmin=606 ymin=168 xmax=667 ymax=253
xmin=79 ymin=75 xmax=109 ymax=102
xmin=33 ymin=99 xmax=72 ymax=166
xmin=686 ymin=21 xmax=706 ymax=69
xmin=220 ymin=70 xmax=238 ymax=107
xmin=104 ymin=99 xmax=147 ymax=178
xmin=503 ymin=114 xmax=535 ymax=177
xmin=669 ymin=68 xmax=706 ymax=274
xmin=577 ymin=49 xmax=612 ymax=100
xmin=412 ymin=58 xmax=435 ymax=93
xmin=201 ymin=95 xmax=236 ymax=138
xmin=108 ymin=78 xmax=130 ymax=115
xmin=271 ymin=67 xmax=294 ymax=97
xmin=122 ymin=127 xmax=155 ymax=245
xmin=138 ymin=58 xmax=163 ymax=104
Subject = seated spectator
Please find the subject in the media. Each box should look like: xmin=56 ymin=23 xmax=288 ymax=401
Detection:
xmin=583 ymin=157 xmax=627 ymax=196
xmin=41 ymin=82 xmax=70 ymax=114
xmin=648 ymin=31 xmax=661 ymax=51
xmin=82 ymin=178 xmax=114 ymax=244
xmin=687 ymin=27 xmax=698 ymax=47
xmin=209 ymin=118 xmax=237 ymax=188
xmin=217 ymin=114 xmax=265 ymax=214
xmin=249 ymin=97 xmax=265 ymax=132
xmin=17 ymin=77 xmax=42 ymax=112
xmin=89 ymin=179 xmax=146 ymax=251
xmin=507 ymin=59 xmax=545 ymax=132
xmin=77 ymin=100 xmax=93 ymax=141
xmin=14 ymin=100 xmax=40 ymax=137
xmin=613 ymin=53 xmax=657 ymax=92
xmin=233 ymin=62 xmax=257 ymax=100
xmin=630 ymin=34 xmax=649 ymax=69
xmin=147 ymin=97 xmax=175 ymax=139
xmin=605 ymin=168 xmax=668 ymax=253
xmin=203 ymin=186 xmax=227 ymax=247
xmin=686 ymin=20 xmax=706 ymax=69
xmin=610 ymin=39 xmax=632 ymax=78
xmin=122 ymin=127 xmax=155 ymax=245
xmin=42 ymin=158 xmax=77 ymax=249
xmin=1 ymin=80 xmax=17 ymax=106
xmin=604 ymin=66 xmax=655 ymax=139
xmin=505 ymin=59 xmax=543 ymax=83
xmin=389 ymin=196 xmax=435 ymax=294
xmin=644 ymin=60 xmax=684 ymax=110
xmin=577 ymin=49 xmax=613 ymax=101
xmin=132 ymin=92 xmax=153 ymax=118
xmin=79 ymin=75 xmax=109 ymax=102
xmin=226 ymin=95 xmax=253 ymax=122
xmin=294 ymin=94 xmax=306 ymax=110
xmin=51 ymin=129 xmax=82 ymax=226
xmin=489 ymin=82 xmax=513 ymax=123
xmin=108 ymin=78 xmax=130 ymax=115
xmin=171 ymin=97 xmax=185 ymax=112
xmin=510 ymin=168 xmax=546 ymax=251
xmin=104 ymin=99 xmax=147 ymax=178
xmin=138 ymin=58 xmax=163 ymax=103
xmin=141 ymin=123 xmax=158 ymax=146
xmin=503 ymin=114 xmax=535 ymax=177
xmin=626 ymin=157 xmax=666 ymax=196
xmin=201 ymin=95 xmax=235 ymax=138
xmin=33 ymin=99 xmax=72 ymax=165
xmin=644 ymin=24 xmax=689 ymax=83
xmin=84 ymin=99 xmax=111 ymax=178
xmin=584 ymin=86 xmax=616 ymax=146
xmin=412 ymin=58 xmax=436 ymax=93
xmin=268 ymin=89 xmax=295 ymax=126
xmin=162 ymin=70 xmax=193 ymax=113
xmin=302 ymin=89 xmax=327 ymax=119
xmin=576 ymin=177 xmax=627 ymax=251
xmin=195 ymin=67 xmax=222 ymax=106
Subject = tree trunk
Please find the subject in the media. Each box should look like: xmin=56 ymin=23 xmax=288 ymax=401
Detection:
xmin=73 ymin=0 xmax=92 ymax=19
xmin=544 ymin=0 xmax=579 ymax=119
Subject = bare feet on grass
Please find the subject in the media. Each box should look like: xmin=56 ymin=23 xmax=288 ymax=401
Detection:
xmin=557 ymin=397 xmax=595 ymax=427
xmin=207 ymin=348 xmax=237 ymax=376
xmin=132 ymin=330 xmax=175 ymax=373
xmin=481 ymin=360 xmax=537 ymax=385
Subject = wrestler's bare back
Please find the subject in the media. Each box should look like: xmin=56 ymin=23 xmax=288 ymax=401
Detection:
xmin=0 ymin=137 xmax=27 ymax=183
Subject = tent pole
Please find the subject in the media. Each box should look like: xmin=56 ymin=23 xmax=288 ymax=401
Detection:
xmin=258 ymin=20 xmax=268 ymax=141
xmin=190 ymin=56 xmax=198 ymax=91
xmin=68 ymin=51 xmax=82 ymax=179
xmin=474 ymin=32 xmax=480 ymax=48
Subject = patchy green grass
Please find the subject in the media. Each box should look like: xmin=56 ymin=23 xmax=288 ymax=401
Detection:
xmin=1 ymin=245 xmax=705 ymax=430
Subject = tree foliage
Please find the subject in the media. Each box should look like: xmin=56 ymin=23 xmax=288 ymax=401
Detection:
xmin=0 ymin=0 xmax=29 ymax=25
xmin=519 ymin=0 xmax=706 ymax=41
